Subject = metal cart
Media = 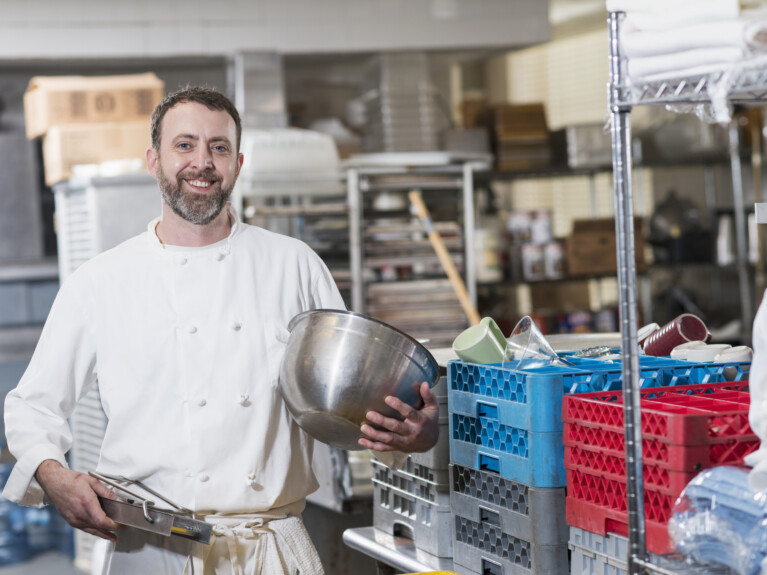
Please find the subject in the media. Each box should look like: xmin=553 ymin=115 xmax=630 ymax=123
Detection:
xmin=607 ymin=11 xmax=763 ymax=575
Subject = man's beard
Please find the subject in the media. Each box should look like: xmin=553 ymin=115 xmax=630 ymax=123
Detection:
xmin=156 ymin=161 xmax=235 ymax=225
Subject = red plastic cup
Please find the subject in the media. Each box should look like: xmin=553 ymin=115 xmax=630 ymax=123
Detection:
xmin=643 ymin=313 xmax=709 ymax=357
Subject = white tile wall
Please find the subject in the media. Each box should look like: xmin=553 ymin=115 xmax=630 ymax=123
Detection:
xmin=0 ymin=0 xmax=549 ymax=58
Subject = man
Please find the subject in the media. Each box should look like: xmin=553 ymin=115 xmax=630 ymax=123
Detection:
xmin=3 ymin=86 xmax=439 ymax=574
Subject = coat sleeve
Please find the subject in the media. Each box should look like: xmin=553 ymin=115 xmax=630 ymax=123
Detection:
xmin=3 ymin=275 xmax=98 ymax=507
xmin=309 ymin=253 xmax=347 ymax=311
xmin=747 ymin=289 xmax=767 ymax=491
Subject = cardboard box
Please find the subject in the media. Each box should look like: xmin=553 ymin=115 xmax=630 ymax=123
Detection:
xmin=42 ymin=121 xmax=150 ymax=186
xmin=565 ymin=217 xmax=646 ymax=277
xmin=24 ymin=73 xmax=164 ymax=139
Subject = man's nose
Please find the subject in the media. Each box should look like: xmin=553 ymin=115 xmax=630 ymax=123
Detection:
xmin=193 ymin=146 xmax=214 ymax=169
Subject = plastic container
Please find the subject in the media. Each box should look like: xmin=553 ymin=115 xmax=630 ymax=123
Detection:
xmin=566 ymin=495 xmax=675 ymax=555
xmin=450 ymin=464 xmax=567 ymax=546
xmin=447 ymin=359 xmax=693 ymax=487
xmin=452 ymin=516 xmax=569 ymax=575
xmin=568 ymin=526 xmax=732 ymax=575
xmin=563 ymin=384 xmax=756 ymax=556
xmin=450 ymin=415 xmax=565 ymax=487
xmin=562 ymin=383 xmax=756 ymax=472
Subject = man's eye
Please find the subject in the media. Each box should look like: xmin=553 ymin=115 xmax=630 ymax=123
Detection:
xmin=213 ymin=145 xmax=229 ymax=153
xmin=178 ymin=142 xmax=191 ymax=150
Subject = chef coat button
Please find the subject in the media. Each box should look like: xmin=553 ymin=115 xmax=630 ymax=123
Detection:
xmin=216 ymin=252 xmax=226 ymax=261
xmin=232 ymin=321 xmax=242 ymax=331
xmin=239 ymin=393 xmax=251 ymax=406
xmin=199 ymin=473 xmax=209 ymax=482
xmin=188 ymin=325 xmax=197 ymax=334
xmin=198 ymin=399 xmax=207 ymax=407
xmin=179 ymin=257 xmax=188 ymax=265
xmin=247 ymin=473 xmax=256 ymax=481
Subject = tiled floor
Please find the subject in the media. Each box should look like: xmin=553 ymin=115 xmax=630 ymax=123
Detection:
xmin=0 ymin=552 xmax=81 ymax=575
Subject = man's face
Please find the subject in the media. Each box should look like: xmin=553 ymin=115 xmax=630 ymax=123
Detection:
xmin=148 ymin=102 xmax=243 ymax=225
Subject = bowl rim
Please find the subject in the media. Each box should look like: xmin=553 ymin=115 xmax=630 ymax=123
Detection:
xmin=287 ymin=308 xmax=440 ymax=384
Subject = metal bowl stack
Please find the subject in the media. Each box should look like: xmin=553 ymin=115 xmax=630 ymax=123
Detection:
xmin=278 ymin=309 xmax=440 ymax=450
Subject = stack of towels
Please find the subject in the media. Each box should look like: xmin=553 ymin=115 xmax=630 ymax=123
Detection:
xmin=607 ymin=0 xmax=767 ymax=81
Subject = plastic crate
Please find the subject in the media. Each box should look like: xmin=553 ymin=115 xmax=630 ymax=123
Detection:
xmin=449 ymin=359 xmax=672 ymax=403
xmin=568 ymin=526 xmax=733 ymax=575
xmin=664 ymin=361 xmax=750 ymax=386
xmin=372 ymin=460 xmax=452 ymax=557
xmin=565 ymin=444 xmax=700 ymax=496
xmin=565 ymin=421 xmax=758 ymax=471
xmin=412 ymin=377 xmax=449 ymax=472
xmin=452 ymin=515 xmax=569 ymax=575
xmin=450 ymin=418 xmax=565 ymax=487
xmin=372 ymin=458 xmax=449 ymax=497
xmin=450 ymin=464 xmax=567 ymax=546
xmin=563 ymin=383 xmax=751 ymax=444
xmin=562 ymin=384 xmax=757 ymax=472
xmin=566 ymin=495 xmax=674 ymax=555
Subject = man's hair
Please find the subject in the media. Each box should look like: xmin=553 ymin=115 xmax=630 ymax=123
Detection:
xmin=150 ymin=86 xmax=242 ymax=152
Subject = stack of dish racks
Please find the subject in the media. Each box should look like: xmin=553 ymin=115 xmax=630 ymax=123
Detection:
xmin=444 ymin=352 xmax=752 ymax=575
xmin=371 ymin=377 xmax=453 ymax=560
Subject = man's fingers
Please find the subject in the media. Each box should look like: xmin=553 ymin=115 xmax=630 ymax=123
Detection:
xmin=364 ymin=411 xmax=410 ymax=434
xmin=420 ymin=381 xmax=438 ymax=407
xmin=383 ymin=396 xmax=419 ymax=421
xmin=89 ymin=477 xmax=117 ymax=500
xmin=358 ymin=437 xmax=397 ymax=452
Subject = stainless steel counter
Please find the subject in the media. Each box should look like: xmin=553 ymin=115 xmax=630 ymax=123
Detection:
xmin=342 ymin=526 xmax=454 ymax=574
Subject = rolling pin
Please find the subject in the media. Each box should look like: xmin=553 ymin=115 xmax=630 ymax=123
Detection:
xmin=409 ymin=189 xmax=481 ymax=326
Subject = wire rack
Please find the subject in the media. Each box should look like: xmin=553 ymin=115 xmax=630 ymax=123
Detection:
xmin=607 ymin=11 xmax=762 ymax=575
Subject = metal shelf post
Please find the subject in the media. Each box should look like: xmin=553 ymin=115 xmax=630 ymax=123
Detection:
xmin=608 ymin=12 xmax=646 ymax=574
xmin=728 ymin=121 xmax=755 ymax=344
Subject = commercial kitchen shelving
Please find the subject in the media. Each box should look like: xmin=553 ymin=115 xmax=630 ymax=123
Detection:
xmin=607 ymin=11 xmax=765 ymax=575
xmin=347 ymin=161 xmax=483 ymax=347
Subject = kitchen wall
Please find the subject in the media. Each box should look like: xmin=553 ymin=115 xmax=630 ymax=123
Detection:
xmin=0 ymin=0 xmax=549 ymax=58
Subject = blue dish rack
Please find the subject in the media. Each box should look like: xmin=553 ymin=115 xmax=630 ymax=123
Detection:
xmin=447 ymin=356 xmax=751 ymax=488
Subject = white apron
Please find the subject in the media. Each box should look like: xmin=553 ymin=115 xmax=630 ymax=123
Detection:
xmin=92 ymin=514 xmax=324 ymax=575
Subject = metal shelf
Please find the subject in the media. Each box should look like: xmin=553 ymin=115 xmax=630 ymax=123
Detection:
xmin=617 ymin=56 xmax=767 ymax=109
xmin=607 ymin=11 xmax=760 ymax=575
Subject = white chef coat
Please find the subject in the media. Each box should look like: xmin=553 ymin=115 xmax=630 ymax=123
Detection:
xmin=747 ymin=289 xmax=767 ymax=490
xmin=3 ymin=205 xmax=346 ymax=517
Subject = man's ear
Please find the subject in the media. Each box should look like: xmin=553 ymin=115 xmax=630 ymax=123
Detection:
xmin=146 ymin=147 xmax=159 ymax=178
xmin=235 ymin=152 xmax=244 ymax=177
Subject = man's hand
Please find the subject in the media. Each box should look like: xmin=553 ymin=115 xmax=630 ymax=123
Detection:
xmin=358 ymin=381 xmax=439 ymax=452
xmin=35 ymin=460 xmax=120 ymax=541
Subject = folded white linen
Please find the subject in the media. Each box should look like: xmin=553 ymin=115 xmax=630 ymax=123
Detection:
xmin=620 ymin=19 xmax=767 ymax=59
xmin=607 ymin=0 xmax=740 ymax=19
xmin=746 ymin=16 xmax=767 ymax=48
xmin=625 ymin=7 xmax=742 ymax=32
xmin=627 ymin=46 xmax=744 ymax=80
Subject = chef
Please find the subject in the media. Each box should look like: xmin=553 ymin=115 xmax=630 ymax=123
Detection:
xmin=748 ymin=295 xmax=767 ymax=490
xmin=2 ymin=86 xmax=439 ymax=574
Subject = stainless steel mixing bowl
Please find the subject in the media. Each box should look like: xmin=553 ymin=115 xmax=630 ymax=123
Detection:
xmin=278 ymin=309 xmax=440 ymax=450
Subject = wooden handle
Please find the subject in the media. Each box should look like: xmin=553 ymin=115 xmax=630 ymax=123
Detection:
xmin=409 ymin=190 xmax=481 ymax=326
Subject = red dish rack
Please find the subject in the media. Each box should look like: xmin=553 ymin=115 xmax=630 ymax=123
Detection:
xmin=562 ymin=382 xmax=756 ymax=554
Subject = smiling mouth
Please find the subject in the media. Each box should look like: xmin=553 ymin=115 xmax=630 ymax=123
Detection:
xmin=185 ymin=178 xmax=216 ymax=191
